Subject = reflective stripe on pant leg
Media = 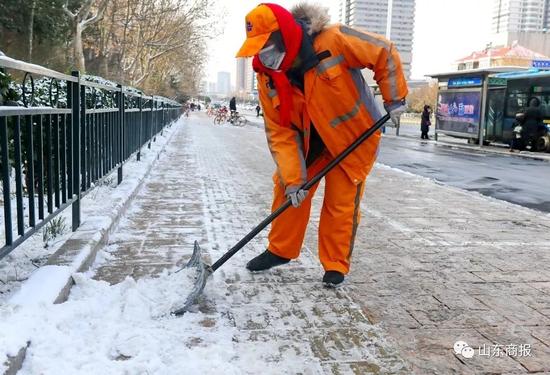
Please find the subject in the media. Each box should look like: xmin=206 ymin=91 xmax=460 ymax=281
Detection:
xmin=348 ymin=182 xmax=364 ymax=262
xmin=318 ymin=163 xmax=365 ymax=274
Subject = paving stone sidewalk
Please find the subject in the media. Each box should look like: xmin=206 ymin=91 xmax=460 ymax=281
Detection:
xmin=94 ymin=113 xmax=550 ymax=374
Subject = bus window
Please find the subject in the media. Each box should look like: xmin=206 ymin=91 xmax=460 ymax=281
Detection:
xmin=540 ymin=93 xmax=550 ymax=117
xmin=506 ymin=91 xmax=529 ymax=117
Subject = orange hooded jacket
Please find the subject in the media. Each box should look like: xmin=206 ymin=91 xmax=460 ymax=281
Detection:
xmin=258 ymin=10 xmax=408 ymax=195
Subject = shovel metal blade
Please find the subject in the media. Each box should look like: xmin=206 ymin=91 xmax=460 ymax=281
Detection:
xmin=172 ymin=240 xmax=212 ymax=316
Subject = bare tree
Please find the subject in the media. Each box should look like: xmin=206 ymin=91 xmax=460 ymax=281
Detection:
xmin=86 ymin=0 xmax=217 ymax=96
xmin=407 ymin=81 xmax=439 ymax=113
xmin=63 ymin=0 xmax=109 ymax=72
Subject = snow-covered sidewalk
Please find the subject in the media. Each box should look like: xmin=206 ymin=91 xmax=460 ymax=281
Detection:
xmin=2 ymin=111 xmax=550 ymax=374
xmin=0 ymin=117 xmax=179 ymax=306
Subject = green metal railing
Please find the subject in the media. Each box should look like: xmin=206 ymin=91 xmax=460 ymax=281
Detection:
xmin=0 ymin=55 xmax=181 ymax=260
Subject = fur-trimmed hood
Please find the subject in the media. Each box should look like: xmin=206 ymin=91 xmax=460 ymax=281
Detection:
xmin=291 ymin=2 xmax=331 ymax=36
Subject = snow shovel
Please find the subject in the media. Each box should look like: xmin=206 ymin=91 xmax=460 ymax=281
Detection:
xmin=172 ymin=113 xmax=390 ymax=316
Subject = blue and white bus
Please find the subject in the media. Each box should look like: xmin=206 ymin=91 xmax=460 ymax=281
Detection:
xmin=486 ymin=70 xmax=550 ymax=150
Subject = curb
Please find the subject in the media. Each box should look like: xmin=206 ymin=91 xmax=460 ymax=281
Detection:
xmin=435 ymin=140 xmax=550 ymax=162
xmin=384 ymin=132 xmax=550 ymax=163
xmin=246 ymin=119 xmax=550 ymax=162
xmin=2 ymin=343 xmax=28 ymax=375
xmin=2 ymin=119 xmax=181 ymax=375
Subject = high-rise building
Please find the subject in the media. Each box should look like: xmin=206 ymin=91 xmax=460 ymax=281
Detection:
xmin=208 ymin=82 xmax=216 ymax=94
xmin=236 ymin=58 xmax=255 ymax=94
xmin=492 ymin=0 xmax=550 ymax=34
xmin=236 ymin=58 xmax=247 ymax=92
xmin=491 ymin=0 xmax=550 ymax=57
xmin=339 ymin=0 xmax=416 ymax=80
xmin=199 ymin=80 xmax=207 ymax=95
xmin=217 ymin=71 xmax=231 ymax=95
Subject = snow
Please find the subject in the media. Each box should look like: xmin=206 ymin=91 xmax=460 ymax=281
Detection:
xmin=0 ymin=116 xmax=265 ymax=374
xmin=9 ymin=266 xmax=72 ymax=306
xmin=9 ymin=114 xmax=531 ymax=373
xmin=1 ymin=110 xmax=548 ymax=373
xmin=0 ymin=267 xmax=218 ymax=375
xmin=0 ymin=118 xmax=179 ymax=303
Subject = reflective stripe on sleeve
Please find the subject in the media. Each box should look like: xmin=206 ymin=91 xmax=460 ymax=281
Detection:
xmin=294 ymin=131 xmax=307 ymax=184
xmin=349 ymin=68 xmax=383 ymax=121
xmin=264 ymin=121 xmax=286 ymax=186
xmin=339 ymin=25 xmax=399 ymax=102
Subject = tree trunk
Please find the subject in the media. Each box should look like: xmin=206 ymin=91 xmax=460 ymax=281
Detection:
xmin=27 ymin=0 xmax=36 ymax=62
xmin=73 ymin=22 xmax=86 ymax=72
xmin=99 ymin=54 xmax=109 ymax=77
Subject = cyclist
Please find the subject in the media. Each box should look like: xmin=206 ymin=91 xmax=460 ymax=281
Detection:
xmin=229 ymin=97 xmax=237 ymax=114
xmin=228 ymin=97 xmax=238 ymax=124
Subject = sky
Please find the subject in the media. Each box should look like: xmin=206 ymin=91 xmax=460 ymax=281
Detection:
xmin=206 ymin=0 xmax=494 ymax=84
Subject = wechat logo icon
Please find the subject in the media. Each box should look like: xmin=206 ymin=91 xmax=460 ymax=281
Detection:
xmin=454 ymin=341 xmax=475 ymax=359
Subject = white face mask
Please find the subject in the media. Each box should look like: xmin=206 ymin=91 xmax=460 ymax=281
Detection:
xmin=259 ymin=44 xmax=286 ymax=70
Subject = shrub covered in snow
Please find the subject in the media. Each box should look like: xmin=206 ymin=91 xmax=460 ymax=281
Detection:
xmin=0 ymin=68 xmax=20 ymax=105
xmin=42 ymin=217 xmax=67 ymax=248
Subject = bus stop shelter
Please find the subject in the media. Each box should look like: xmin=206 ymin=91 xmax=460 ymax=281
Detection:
xmin=427 ymin=67 xmax=527 ymax=146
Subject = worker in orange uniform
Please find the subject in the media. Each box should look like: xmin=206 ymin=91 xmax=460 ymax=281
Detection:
xmin=236 ymin=3 xmax=408 ymax=286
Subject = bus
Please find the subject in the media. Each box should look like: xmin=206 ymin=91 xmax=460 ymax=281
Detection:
xmin=486 ymin=70 xmax=550 ymax=151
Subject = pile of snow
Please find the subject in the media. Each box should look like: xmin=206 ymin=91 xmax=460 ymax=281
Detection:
xmin=0 ymin=267 xmax=228 ymax=374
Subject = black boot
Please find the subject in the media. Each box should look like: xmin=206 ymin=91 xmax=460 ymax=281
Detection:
xmin=322 ymin=271 xmax=345 ymax=287
xmin=246 ymin=250 xmax=290 ymax=272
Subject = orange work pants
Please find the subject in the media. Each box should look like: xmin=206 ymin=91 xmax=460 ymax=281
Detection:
xmin=267 ymin=152 xmax=366 ymax=274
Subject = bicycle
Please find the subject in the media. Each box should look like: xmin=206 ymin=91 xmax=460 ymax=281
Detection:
xmin=228 ymin=111 xmax=248 ymax=127
xmin=213 ymin=110 xmax=228 ymax=125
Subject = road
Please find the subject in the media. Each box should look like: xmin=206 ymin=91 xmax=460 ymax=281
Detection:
xmin=378 ymin=135 xmax=550 ymax=212
xmin=238 ymin=108 xmax=550 ymax=213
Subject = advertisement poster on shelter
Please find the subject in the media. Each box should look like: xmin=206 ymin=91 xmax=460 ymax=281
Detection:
xmin=437 ymin=91 xmax=481 ymax=135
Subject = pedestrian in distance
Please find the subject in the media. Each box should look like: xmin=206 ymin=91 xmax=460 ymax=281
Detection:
xmin=236 ymin=3 xmax=408 ymax=287
xmin=420 ymin=104 xmax=432 ymax=140
xmin=256 ymin=104 xmax=261 ymax=117
xmin=522 ymin=97 xmax=544 ymax=150
xmin=229 ymin=96 xmax=237 ymax=114
xmin=510 ymin=112 xmax=524 ymax=152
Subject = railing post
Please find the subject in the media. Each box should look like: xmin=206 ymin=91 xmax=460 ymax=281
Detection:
xmin=71 ymin=71 xmax=81 ymax=231
xmin=148 ymin=96 xmax=153 ymax=149
xmin=161 ymin=102 xmax=164 ymax=136
xmin=1 ymin=116 xmax=12 ymax=246
xmin=80 ymin=78 xmax=87 ymax=192
xmin=117 ymin=84 xmax=124 ymax=185
xmin=137 ymin=94 xmax=142 ymax=161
